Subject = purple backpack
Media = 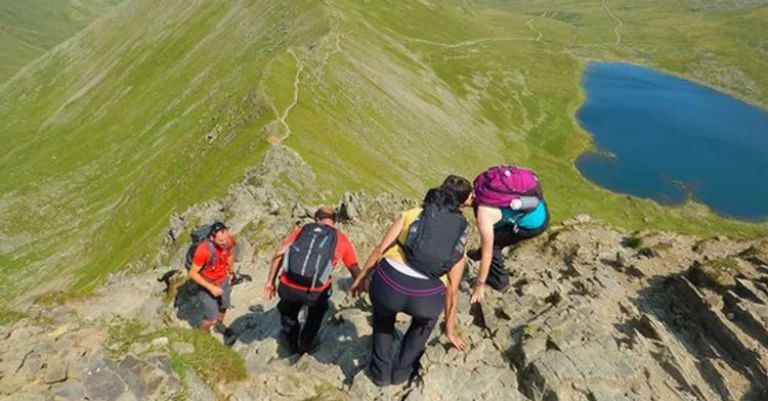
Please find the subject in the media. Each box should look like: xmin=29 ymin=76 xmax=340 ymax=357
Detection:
xmin=473 ymin=166 xmax=543 ymax=208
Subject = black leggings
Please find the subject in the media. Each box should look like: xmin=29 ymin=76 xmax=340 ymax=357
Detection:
xmin=368 ymin=259 xmax=445 ymax=386
xmin=486 ymin=211 xmax=550 ymax=291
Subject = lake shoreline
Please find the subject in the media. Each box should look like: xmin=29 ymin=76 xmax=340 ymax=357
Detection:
xmin=581 ymin=57 xmax=768 ymax=113
xmin=571 ymin=60 xmax=768 ymax=225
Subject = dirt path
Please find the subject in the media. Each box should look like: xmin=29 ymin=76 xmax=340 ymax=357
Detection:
xmin=274 ymin=48 xmax=304 ymax=144
xmin=385 ymin=27 xmax=535 ymax=49
xmin=526 ymin=18 xmax=543 ymax=42
xmin=314 ymin=5 xmax=344 ymax=79
xmin=601 ymin=0 xmax=623 ymax=45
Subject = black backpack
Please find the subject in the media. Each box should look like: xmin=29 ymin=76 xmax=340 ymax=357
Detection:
xmin=283 ymin=223 xmax=338 ymax=289
xmin=400 ymin=205 xmax=467 ymax=278
xmin=184 ymin=225 xmax=216 ymax=272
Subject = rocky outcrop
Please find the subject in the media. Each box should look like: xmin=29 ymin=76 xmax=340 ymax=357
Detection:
xmin=2 ymin=147 xmax=768 ymax=400
xmin=0 ymin=320 xmax=182 ymax=401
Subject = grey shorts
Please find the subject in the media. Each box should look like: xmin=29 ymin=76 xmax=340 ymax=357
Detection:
xmin=197 ymin=278 xmax=232 ymax=321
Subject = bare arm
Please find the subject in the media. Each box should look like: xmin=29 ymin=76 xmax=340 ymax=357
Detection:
xmin=360 ymin=215 xmax=405 ymax=280
xmin=263 ymin=244 xmax=288 ymax=300
xmin=346 ymin=263 xmax=361 ymax=280
xmin=471 ymin=206 xmax=499 ymax=303
xmin=444 ymin=257 xmax=468 ymax=351
xmin=189 ymin=263 xmax=220 ymax=294
xmin=227 ymin=255 xmax=235 ymax=277
xmin=341 ymin=237 xmax=362 ymax=280
xmin=267 ymin=244 xmax=288 ymax=286
xmin=476 ymin=215 xmax=495 ymax=286
xmin=228 ymin=237 xmax=239 ymax=277
xmin=349 ymin=215 xmax=405 ymax=296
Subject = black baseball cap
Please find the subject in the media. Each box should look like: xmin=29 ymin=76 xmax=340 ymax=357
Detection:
xmin=210 ymin=221 xmax=227 ymax=235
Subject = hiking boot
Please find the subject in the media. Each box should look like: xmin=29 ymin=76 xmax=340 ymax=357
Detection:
xmin=363 ymin=368 xmax=390 ymax=387
xmin=392 ymin=357 xmax=424 ymax=387
xmin=213 ymin=322 xmax=228 ymax=335
xmin=299 ymin=340 xmax=319 ymax=355
xmin=222 ymin=328 xmax=236 ymax=347
xmin=488 ymin=280 xmax=511 ymax=293
xmin=248 ymin=304 xmax=264 ymax=313
xmin=277 ymin=334 xmax=299 ymax=357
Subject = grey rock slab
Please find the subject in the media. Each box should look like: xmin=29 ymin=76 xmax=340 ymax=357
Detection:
xmin=119 ymin=354 xmax=181 ymax=399
xmin=184 ymin=370 xmax=216 ymax=401
xmin=172 ymin=342 xmax=195 ymax=355
xmin=0 ymin=391 xmax=49 ymax=401
xmin=13 ymin=350 xmax=45 ymax=383
xmin=521 ymin=342 xmax=640 ymax=399
xmin=594 ymin=272 xmax=623 ymax=296
xmin=150 ymin=337 xmax=169 ymax=347
xmin=53 ymin=381 xmax=87 ymax=401
xmin=129 ymin=342 xmax=151 ymax=355
xmin=723 ymin=292 xmax=768 ymax=348
xmin=349 ymin=369 xmax=385 ymax=401
xmin=735 ymin=278 xmax=768 ymax=304
xmin=408 ymin=366 xmax=524 ymax=401
xmin=464 ymin=339 xmax=505 ymax=368
xmin=423 ymin=341 xmax=448 ymax=368
xmin=271 ymin=375 xmax=315 ymax=399
xmin=83 ymin=357 xmax=136 ymax=401
xmin=753 ymin=279 xmax=768 ymax=296
xmin=44 ymin=359 xmax=69 ymax=384
xmin=521 ymin=282 xmax=551 ymax=298
xmin=513 ymin=333 xmax=548 ymax=367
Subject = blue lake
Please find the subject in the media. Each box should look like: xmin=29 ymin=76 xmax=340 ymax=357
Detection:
xmin=576 ymin=62 xmax=768 ymax=221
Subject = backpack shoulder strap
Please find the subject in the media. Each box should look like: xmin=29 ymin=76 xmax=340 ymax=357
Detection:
xmin=201 ymin=239 xmax=216 ymax=272
xmin=396 ymin=209 xmax=424 ymax=249
xmin=312 ymin=223 xmax=338 ymax=251
xmin=327 ymin=224 xmax=339 ymax=241
xmin=295 ymin=223 xmax=308 ymax=239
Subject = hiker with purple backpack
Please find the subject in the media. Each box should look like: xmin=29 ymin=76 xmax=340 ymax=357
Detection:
xmin=461 ymin=166 xmax=549 ymax=303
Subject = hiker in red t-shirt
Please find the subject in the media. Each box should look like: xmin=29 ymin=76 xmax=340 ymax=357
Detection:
xmin=188 ymin=222 xmax=237 ymax=335
xmin=264 ymin=207 xmax=361 ymax=355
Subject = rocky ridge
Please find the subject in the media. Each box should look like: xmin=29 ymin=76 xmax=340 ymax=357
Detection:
xmin=2 ymin=147 xmax=768 ymax=401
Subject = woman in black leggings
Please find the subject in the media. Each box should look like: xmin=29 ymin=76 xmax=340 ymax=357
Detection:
xmin=349 ymin=184 xmax=471 ymax=387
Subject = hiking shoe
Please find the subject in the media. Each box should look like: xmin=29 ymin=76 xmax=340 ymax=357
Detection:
xmin=223 ymin=328 xmax=236 ymax=347
xmin=213 ymin=322 xmax=228 ymax=334
xmin=489 ymin=283 xmax=509 ymax=293
xmin=363 ymin=368 xmax=390 ymax=387
xmin=299 ymin=341 xmax=319 ymax=355
xmin=489 ymin=281 xmax=511 ymax=293
xmin=248 ymin=304 xmax=264 ymax=313
xmin=392 ymin=357 xmax=424 ymax=387
xmin=277 ymin=334 xmax=299 ymax=356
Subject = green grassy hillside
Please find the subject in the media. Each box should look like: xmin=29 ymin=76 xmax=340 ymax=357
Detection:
xmin=0 ymin=0 xmax=122 ymax=83
xmin=1 ymin=0 xmax=767 ymax=300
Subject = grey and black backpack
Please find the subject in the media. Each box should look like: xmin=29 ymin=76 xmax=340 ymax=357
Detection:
xmin=283 ymin=223 xmax=338 ymax=289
